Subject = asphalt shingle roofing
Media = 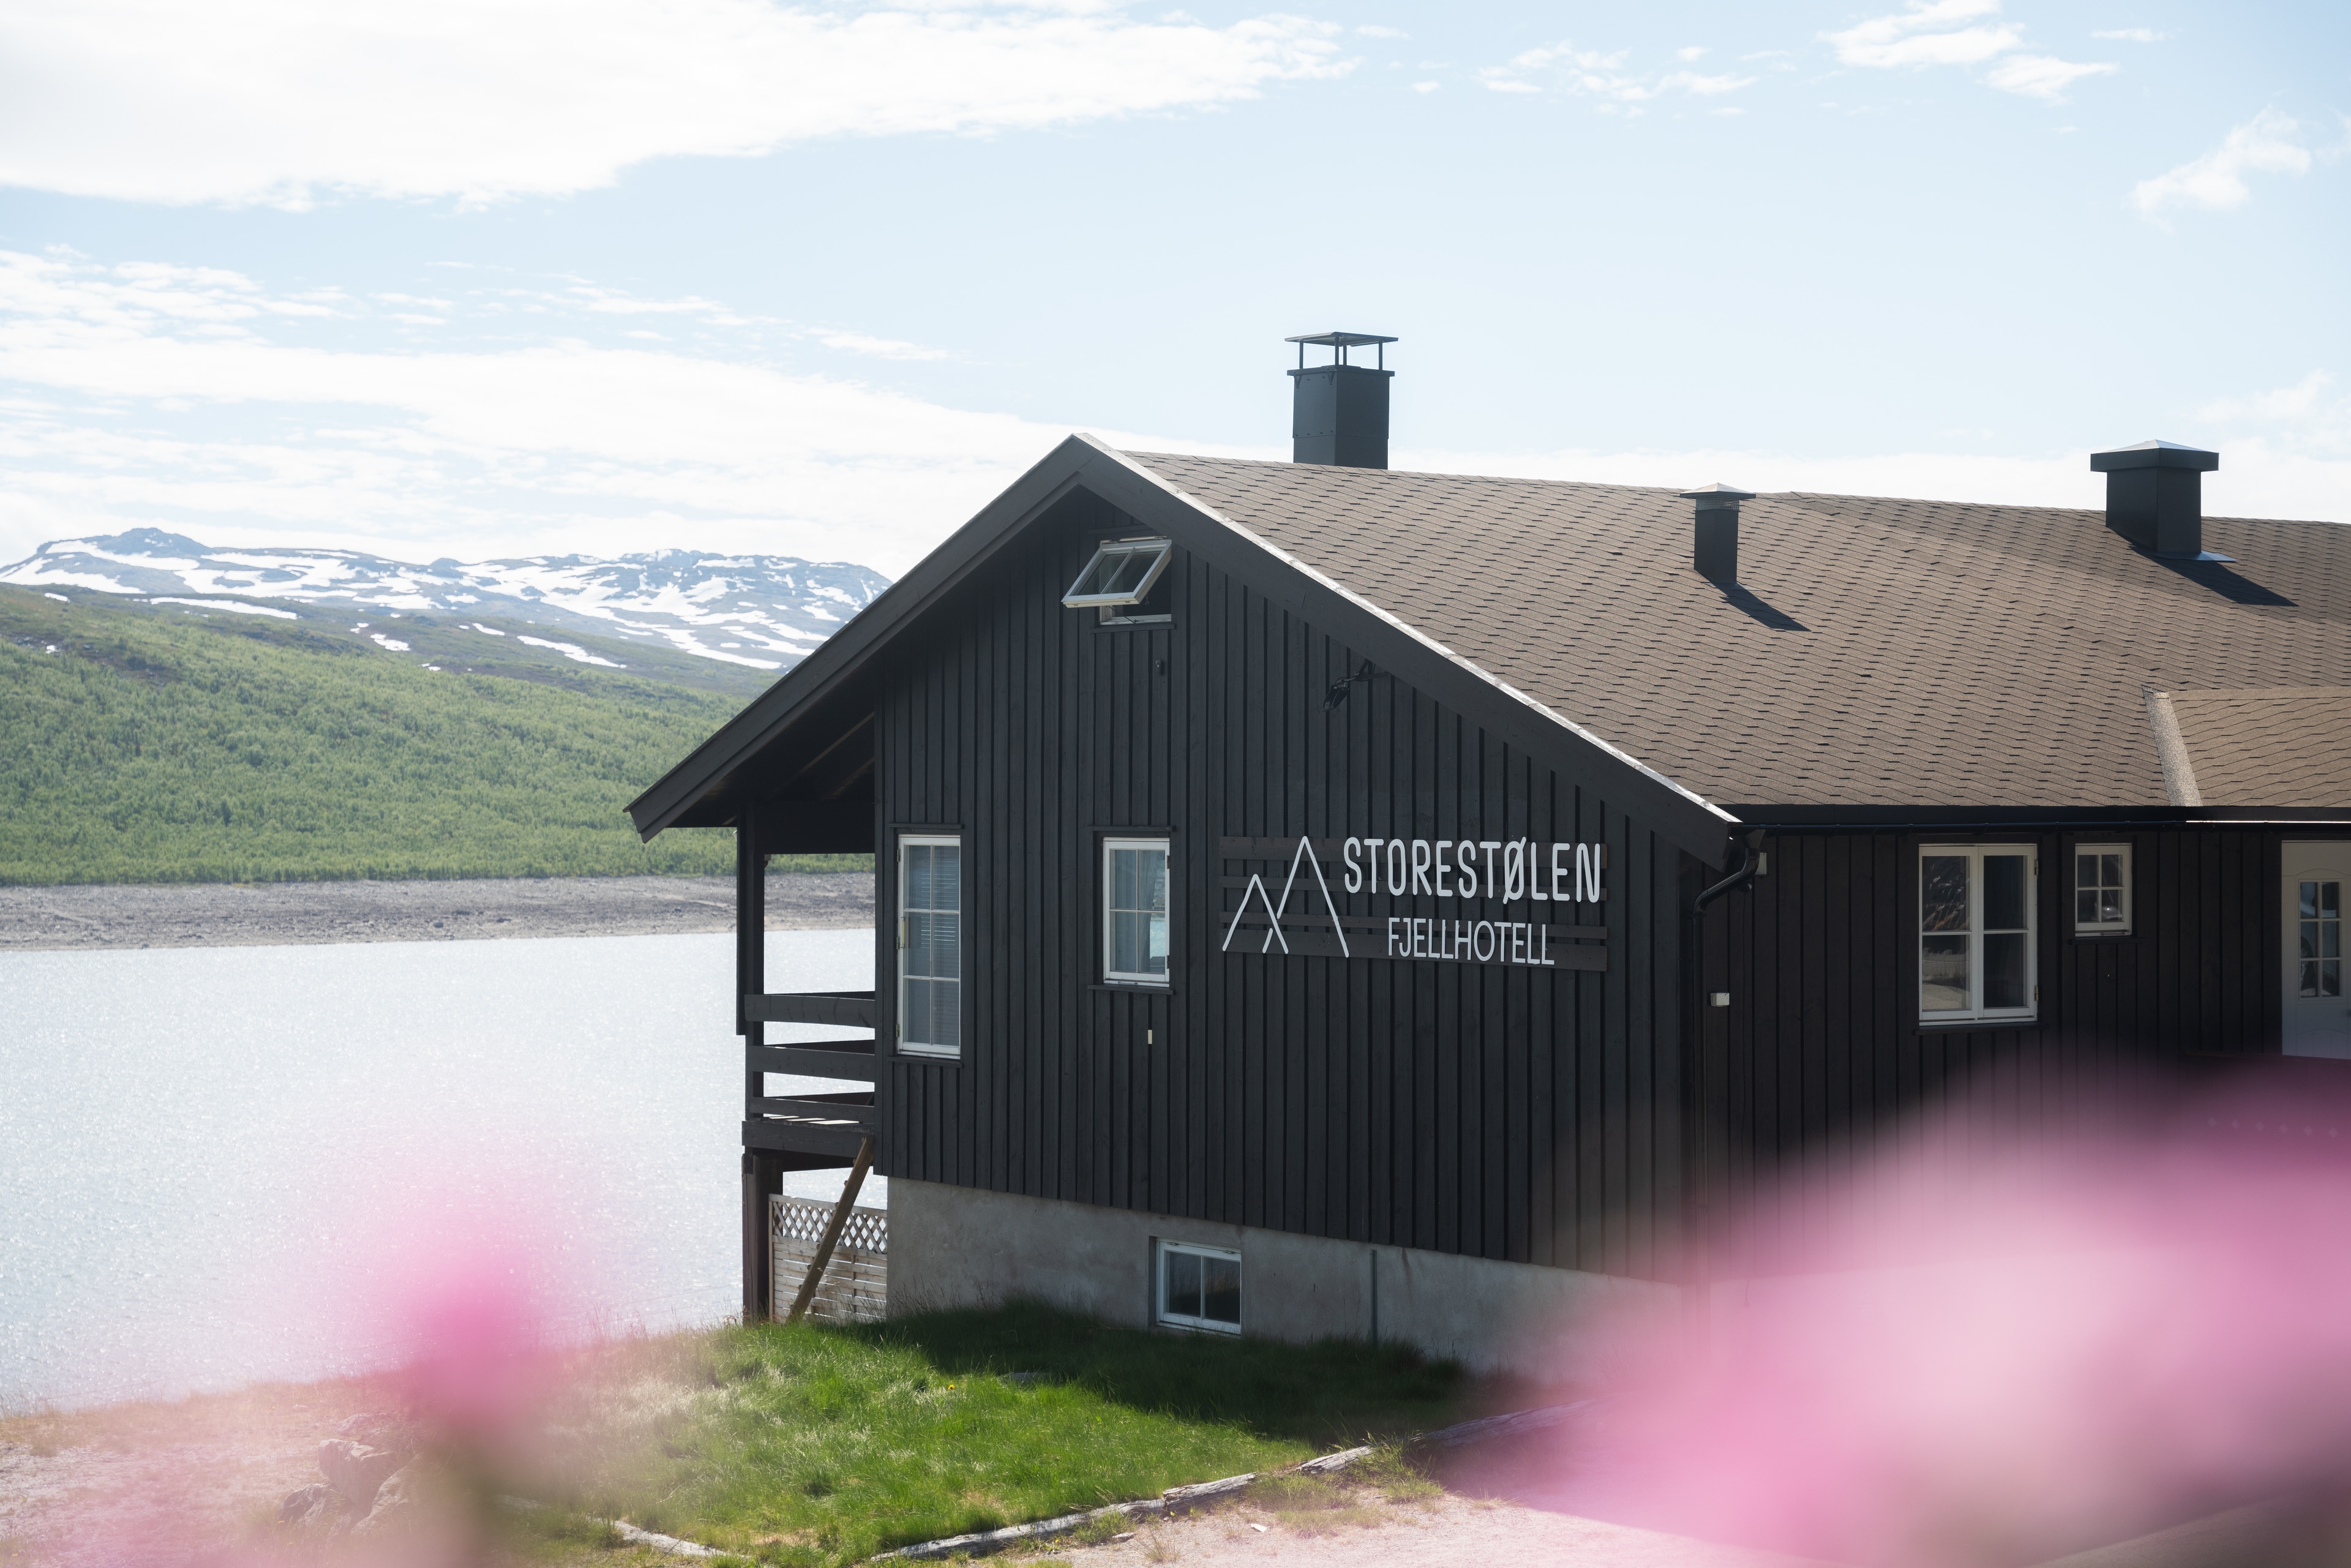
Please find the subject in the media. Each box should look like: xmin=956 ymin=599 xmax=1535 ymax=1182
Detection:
xmin=2167 ymin=688 xmax=2351 ymax=809
xmin=1127 ymin=452 xmax=2351 ymax=812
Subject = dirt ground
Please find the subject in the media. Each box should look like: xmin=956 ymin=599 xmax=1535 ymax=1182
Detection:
xmin=2 ymin=1386 xmax=2312 ymax=1568
xmin=1033 ymin=1490 xmax=1831 ymax=1568
xmin=0 ymin=1376 xmax=390 ymax=1566
xmin=0 ymin=872 xmax=871 ymax=953
xmin=0 ymin=1385 xmax=1821 ymax=1568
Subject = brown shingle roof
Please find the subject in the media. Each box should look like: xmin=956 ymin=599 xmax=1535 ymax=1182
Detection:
xmin=1127 ymin=452 xmax=2351 ymax=811
xmin=2164 ymin=688 xmax=2351 ymax=808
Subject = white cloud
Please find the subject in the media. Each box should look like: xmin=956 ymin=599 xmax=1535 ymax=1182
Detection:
xmin=2197 ymin=371 xmax=2351 ymax=470
xmin=1480 ymin=41 xmax=1755 ymax=102
xmin=1983 ymin=53 xmax=2116 ymax=101
xmin=1676 ymin=45 xmax=1709 ymax=61
xmin=1357 ymin=24 xmax=1406 ymax=39
xmin=1823 ymin=0 xmax=2017 ymax=68
xmin=0 ymin=249 xmax=1275 ymax=573
xmin=1411 ymin=81 xmax=1439 ymax=94
xmin=1659 ymin=70 xmax=1756 ymax=97
xmin=2132 ymin=110 xmax=2314 ymax=219
xmin=2091 ymin=28 xmax=2162 ymax=42
xmin=561 ymin=285 xmax=765 ymax=325
xmin=1824 ymin=0 xmax=2113 ymax=101
xmin=0 ymin=0 xmax=1351 ymax=208
xmin=11 ymin=248 xmax=2340 ymax=596
xmin=812 ymin=329 xmax=951 ymax=362
xmin=2200 ymin=370 xmax=2335 ymax=426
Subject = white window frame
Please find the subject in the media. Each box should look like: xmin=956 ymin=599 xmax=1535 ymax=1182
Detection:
xmin=897 ymin=833 xmax=963 ymax=1059
xmin=1919 ymin=844 xmax=2038 ymax=1023
xmin=1062 ymin=538 xmax=1173 ymax=610
xmin=1155 ymin=1239 xmax=1241 ymax=1334
xmin=1103 ymin=836 xmax=1172 ymax=986
xmin=2073 ymin=843 xmax=2132 ymax=936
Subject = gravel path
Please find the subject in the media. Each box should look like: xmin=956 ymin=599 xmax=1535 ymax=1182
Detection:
xmin=0 ymin=872 xmax=871 ymax=952
xmin=1051 ymin=1494 xmax=1832 ymax=1568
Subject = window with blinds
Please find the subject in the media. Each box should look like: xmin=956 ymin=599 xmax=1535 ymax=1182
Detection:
xmin=899 ymin=835 xmax=962 ymax=1057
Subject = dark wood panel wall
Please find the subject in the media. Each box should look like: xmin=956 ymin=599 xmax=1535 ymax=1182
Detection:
xmin=1692 ymin=824 xmax=2327 ymax=1251
xmin=871 ymin=490 xmax=1688 ymax=1280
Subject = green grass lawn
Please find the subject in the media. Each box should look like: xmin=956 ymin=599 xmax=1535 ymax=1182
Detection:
xmin=0 ymin=584 xmax=863 ymax=885
xmin=546 ymin=1303 xmax=1467 ymax=1566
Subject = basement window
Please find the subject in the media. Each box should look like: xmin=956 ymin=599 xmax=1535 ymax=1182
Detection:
xmin=1104 ymin=838 xmax=1171 ymax=984
xmin=1920 ymin=846 xmax=2038 ymax=1022
xmin=1063 ymin=538 xmax=1172 ymax=621
xmin=2074 ymin=845 xmax=2132 ymax=935
xmin=1157 ymin=1240 xmax=1240 ymax=1334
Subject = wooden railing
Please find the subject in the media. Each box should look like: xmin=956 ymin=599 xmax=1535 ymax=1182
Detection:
xmin=744 ymin=991 xmax=876 ymax=1027
xmin=744 ymin=991 xmax=879 ymax=1158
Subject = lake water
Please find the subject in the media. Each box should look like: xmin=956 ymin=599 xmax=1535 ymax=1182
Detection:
xmin=0 ymin=929 xmax=875 ymax=1411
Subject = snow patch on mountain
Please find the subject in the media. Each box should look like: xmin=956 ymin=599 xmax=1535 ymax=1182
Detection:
xmin=0 ymin=528 xmax=890 ymax=669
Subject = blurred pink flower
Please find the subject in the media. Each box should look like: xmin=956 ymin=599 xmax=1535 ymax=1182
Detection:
xmin=1583 ymin=1072 xmax=2351 ymax=1564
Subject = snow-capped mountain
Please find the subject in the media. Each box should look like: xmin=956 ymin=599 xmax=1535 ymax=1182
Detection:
xmin=0 ymin=529 xmax=890 ymax=670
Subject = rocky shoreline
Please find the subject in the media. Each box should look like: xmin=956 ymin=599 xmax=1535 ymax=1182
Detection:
xmin=0 ymin=872 xmax=872 ymax=953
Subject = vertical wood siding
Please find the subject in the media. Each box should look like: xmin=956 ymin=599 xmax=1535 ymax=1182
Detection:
xmin=873 ymin=492 xmax=1685 ymax=1278
xmin=1698 ymin=824 xmax=2309 ymax=1257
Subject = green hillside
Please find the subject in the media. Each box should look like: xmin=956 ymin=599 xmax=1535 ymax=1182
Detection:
xmin=0 ymin=585 xmax=847 ymax=887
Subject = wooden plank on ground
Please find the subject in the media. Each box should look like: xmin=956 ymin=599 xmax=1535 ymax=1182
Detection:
xmin=787 ymin=1135 xmax=877 ymax=1324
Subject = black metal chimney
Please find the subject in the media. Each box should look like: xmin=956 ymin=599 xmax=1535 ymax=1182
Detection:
xmin=1679 ymin=483 xmax=1756 ymax=583
xmin=2090 ymin=440 xmax=2224 ymax=560
xmin=1287 ymin=331 xmax=1395 ymax=468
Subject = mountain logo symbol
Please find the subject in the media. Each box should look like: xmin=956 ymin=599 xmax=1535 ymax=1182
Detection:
xmin=1220 ymin=836 xmax=1350 ymax=958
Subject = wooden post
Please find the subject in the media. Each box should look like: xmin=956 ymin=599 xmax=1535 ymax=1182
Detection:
xmin=737 ymin=800 xmax=767 ymax=1043
xmin=743 ymin=1150 xmax=765 ymax=1322
xmin=737 ymin=801 xmax=771 ymax=1321
xmin=786 ymin=1136 xmax=877 ymax=1326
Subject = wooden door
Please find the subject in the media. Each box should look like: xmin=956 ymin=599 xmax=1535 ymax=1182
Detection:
xmin=2284 ymin=842 xmax=2351 ymax=1057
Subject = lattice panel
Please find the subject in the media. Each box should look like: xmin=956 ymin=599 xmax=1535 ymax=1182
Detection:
xmin=771 ymin=1195 xmax=888 ymax=1324
xmin=771 ymin=1196 xmax=888 ymax=1254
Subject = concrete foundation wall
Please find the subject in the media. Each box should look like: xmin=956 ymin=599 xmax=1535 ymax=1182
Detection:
xmin=889 ymin=1179 xmax=1681 ymax=1382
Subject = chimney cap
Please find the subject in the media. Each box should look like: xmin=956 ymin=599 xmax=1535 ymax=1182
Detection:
xmin=1284 ymin=331 xmax=1398 ymax=348
xmin=1679 ymin=482 xmax=1757 ymax=507
xmin=2090 ymin=440 xmax=2218 ymax=473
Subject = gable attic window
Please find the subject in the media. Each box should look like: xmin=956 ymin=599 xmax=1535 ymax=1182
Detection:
xmin=1063 ymin=538 xmax=1172 ymax=624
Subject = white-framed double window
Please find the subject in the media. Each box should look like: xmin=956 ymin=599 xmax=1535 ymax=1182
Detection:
xmin=1920 ymin=845 xmax=2037 ymax=1022
xmin=1104 ymin=838 xmax=1170 ymax=985
xmin=2074 ymin=844 xmax=2132 ymax=935
xmin=1156 ymin=1240 xmax=1240 ymax=1334
xmin=898 ymin=834 xmax=962 ymax=1058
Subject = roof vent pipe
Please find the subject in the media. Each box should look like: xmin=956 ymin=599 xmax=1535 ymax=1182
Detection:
xmin=1679 ymin=484 xmax=1757 ymax=583
xmin=1287 ymin=331 xmax=1396 ymax=469
xmin=2090 ymin=440 xmax=2227 ymax=561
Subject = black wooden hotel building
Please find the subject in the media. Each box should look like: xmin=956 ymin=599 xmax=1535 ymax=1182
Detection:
xmin=631 ymin=337 xmax=2351 ymax=1372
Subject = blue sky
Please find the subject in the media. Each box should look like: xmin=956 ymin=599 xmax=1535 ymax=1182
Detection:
xmin=0 ymin=0 xmax=2343 ymax=575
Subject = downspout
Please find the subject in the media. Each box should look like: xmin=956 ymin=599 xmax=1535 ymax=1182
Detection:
xmin=1681 ymin=828 xmax=1763 ymax=1361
